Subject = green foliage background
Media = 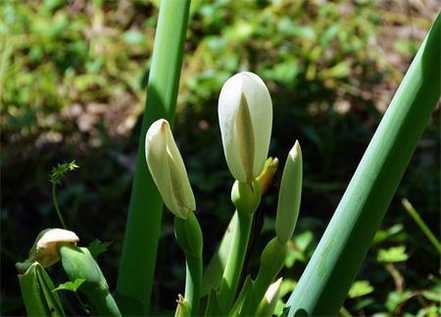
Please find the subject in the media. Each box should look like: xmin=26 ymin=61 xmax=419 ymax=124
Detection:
xmin=1 ymin=0 xmax=440 ymax=316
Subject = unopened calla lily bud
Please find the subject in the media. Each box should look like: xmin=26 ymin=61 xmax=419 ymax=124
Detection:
xmin=18 ymin=228 xmax=79 ymax=270
xmin=218 ymin=72 xmax=273 ymax=183
xmin=276 ymin=141 xmax=303 ymax=244
xmin=145 ymin=119 xmax=196 ymax=219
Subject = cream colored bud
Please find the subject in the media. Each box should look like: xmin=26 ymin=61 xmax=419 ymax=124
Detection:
xmin=256 ymin=278 xmax=283 ymax=317
xmin=145 ymin=119 xmax=196 ymax=219
xmin=33 ymin=228 xmax=79 ymax=267
xmin=276 ymin=141 xmax=303 ymax=244
xmin=218 ymin=72 xmax=273 ymax=183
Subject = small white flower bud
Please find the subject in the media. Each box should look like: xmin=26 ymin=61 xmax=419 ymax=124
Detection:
xmin=145 ymin=119 xmax=196 ymax=219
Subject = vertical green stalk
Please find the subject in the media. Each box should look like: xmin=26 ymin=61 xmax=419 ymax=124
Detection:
xmin=217 ymin=210 xmax=253 ymax=310
xmin=287 ymin=13 xmax=440 ymax=316
xmin=116 ymin=1 xmax=191 ymax=315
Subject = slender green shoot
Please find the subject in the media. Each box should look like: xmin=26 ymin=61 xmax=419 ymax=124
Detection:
xmin=401 ymin=198 xmax=441 ymax=254
xmin=49 ymin=161 xmax=79 ymax=229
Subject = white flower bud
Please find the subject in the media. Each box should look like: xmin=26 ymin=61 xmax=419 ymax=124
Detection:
xmin=34 ymin=228 xmax=79 ymax=267
xmin=145 ymin=119 xmax=196 ymax=219
xmin=218 ymin=72 xmax=273 ymax=183
xmin=276 ymin=141 xmax=303 ymax=244
xmin=256 ymin=278 xmax=283 ymax=317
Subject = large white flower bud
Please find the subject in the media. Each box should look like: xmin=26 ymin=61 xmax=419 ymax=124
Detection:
xmin=218 ymin=72 xmax=273 ymax=183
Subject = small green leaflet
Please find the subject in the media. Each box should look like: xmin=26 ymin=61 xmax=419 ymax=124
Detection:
xmin=49 ymin=161 xmax=79 ymax=185
xmin=348 ymin=280 xmax=374 ymax=298
xmin=53 ymin=278 xmax=86 ymax=293
xmin=377 ymin=246 xmax=408 ymax=263
xmin=88 ymin=239 xmax=112 ymax=259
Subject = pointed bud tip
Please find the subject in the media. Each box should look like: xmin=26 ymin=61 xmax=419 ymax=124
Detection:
xmin=289 ymin=140 xmax=302 ymax=160
xmin=265 ymin=277 xmax=283 ymax=302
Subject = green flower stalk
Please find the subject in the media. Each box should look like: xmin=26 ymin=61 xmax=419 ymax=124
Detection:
xmin=276 ymin=141 xmax=303 ymax=244
xmin=60 ymin=246 xmax=121 ymax=316
xmin=175 ymin=213 xmax=203 ymax=316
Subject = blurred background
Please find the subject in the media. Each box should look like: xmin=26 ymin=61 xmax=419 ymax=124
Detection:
xmin=1 ymin=0 xmax=440 ymax=316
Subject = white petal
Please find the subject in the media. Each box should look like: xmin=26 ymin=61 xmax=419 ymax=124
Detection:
xmin=240 ymin=72 xmax=273 ymax=178
xmin=219 ymin=73 xmax=247 ymax=182
xmin=36 ymin=228 xmax=79 ymax=249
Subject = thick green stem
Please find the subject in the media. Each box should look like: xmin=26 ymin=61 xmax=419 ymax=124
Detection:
xmin=286 ymin=13 xmax=440 ymax=316
xmin=218 ymin=210 xmax=253 ymax=310
xmin=116 ymin=1 xmax=191 ymax=315
xmin=184 ymin=255 xmax=202 ymax=316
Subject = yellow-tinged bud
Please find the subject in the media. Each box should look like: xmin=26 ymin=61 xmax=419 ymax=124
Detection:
xmin=218 ymin=72 xmax=273 ymax=183
xmin=145 ymin=119 xmax=196 ymax=219
xmin=30 ymin=228 xmax=79 ymax=268
xmin=276 ymin=141 xmax=303 ymax=244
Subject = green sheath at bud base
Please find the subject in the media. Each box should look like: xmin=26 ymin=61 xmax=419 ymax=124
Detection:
xmin=174 ymin=212 xmax=203 ymax=258
xmin=174 ymin=213 xmax=203 ymax=316
xmin=276 ymin=141 xmax=303 ymax=244
xmin=60 ymin=246 xmax=121 ymax=316
xmin=231 ymin=180 xmax=262 ymax=216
